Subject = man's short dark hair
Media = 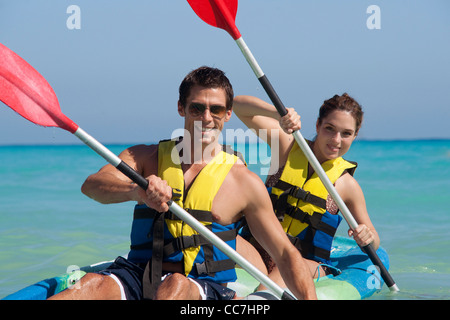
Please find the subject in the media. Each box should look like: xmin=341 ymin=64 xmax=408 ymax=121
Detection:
xmin=179 ymin=66 xmax=234 ymax=110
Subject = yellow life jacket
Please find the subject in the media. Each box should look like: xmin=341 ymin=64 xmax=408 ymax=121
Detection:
xmin=269 ymin=142 xmax=357 ymax=263
xmin=128 ymin=137 xmax=243 ymax=296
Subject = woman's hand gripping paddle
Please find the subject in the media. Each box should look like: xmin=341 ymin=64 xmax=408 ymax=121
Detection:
xmin=0 ymin=42 xmax=296 ymax=300
xmin=187 ymin=0 xmax=399 ymax=292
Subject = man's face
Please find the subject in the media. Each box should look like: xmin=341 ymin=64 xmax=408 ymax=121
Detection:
xmin=178 ymin=85 xmax=232 ymax=147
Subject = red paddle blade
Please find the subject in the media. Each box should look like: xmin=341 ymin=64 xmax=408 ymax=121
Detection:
xmin=0 ymin=43 xmax=78 ymax=133
xmin=187 ymin=0 xmax=241 ymax=40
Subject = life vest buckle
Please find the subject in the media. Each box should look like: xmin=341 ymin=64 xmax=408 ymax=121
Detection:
xmin=176 ymin=235 xmax=198 ymax=250
xmin=286 ymin=206 xmax=310 ymax=224
xmin=289 ymin=186 xmax=311 ymax=202
xmin=288 ymin=187 xmax=327 ymax=209
xmin=172 ymin=188 xmax=182 ymax=202
xmin=195 ymin=261 xmax=209 ymax=276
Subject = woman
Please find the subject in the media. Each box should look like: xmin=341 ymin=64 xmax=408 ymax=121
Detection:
xmin=233 ymin=93 xmax=380 ymax=283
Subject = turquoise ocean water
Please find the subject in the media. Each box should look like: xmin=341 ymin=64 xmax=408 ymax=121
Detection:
xmin=0 ymin=140 xmax=449 ymax=299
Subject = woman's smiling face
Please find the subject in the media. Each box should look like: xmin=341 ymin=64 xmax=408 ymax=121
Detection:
xmin=314 ymin=110 xmax=357 ymax=163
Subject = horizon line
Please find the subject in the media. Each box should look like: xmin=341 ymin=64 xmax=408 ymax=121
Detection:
xmin=1 ymin=137 xmax=450 ymax=148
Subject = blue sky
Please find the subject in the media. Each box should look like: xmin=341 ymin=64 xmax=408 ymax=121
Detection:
xmin=0 ymin=0 xmax=449 ymax=145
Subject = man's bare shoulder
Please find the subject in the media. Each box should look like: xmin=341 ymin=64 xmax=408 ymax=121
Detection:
xmin=118 ymin=144 xmax=158 ymax=175
xmin=126 ymin=143 xmax=157 ymax=155
xmin=120 ymin=144 xmax=156 ymax=160
xmin=229 ymin=162 xmax=267 ymax=192
xmin=215 ymin=162 xmax=270 ymax=223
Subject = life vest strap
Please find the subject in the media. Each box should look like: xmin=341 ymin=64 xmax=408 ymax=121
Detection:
xmin=195 ymin=258 xmax=236 ymax=277
xmin=163 ymin=229 xmax=238 ymax=256
xmin=184 ymin=209 xmax=214 ymax=223
xmin=133 ymin=206 xmax=214 ymax=223
xmin=275 ymin=180 xmax=327 ymax=209
xmin=143 ymin=211 xmax=165 ymax=300
xmin=284 ymin=205 xmax=338 ymax=238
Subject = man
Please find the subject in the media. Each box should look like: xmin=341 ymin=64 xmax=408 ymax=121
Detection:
xmin=49 ymin=66 xmax=317 ymax=300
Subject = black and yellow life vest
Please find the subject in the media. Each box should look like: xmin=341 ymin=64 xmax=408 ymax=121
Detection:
xmin=269 ymin=142 xmax=357 ymax=264
xmin=127 ymin=137 xmax=244 ymax=297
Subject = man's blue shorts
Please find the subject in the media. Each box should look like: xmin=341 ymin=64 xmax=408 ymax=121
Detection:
xmin=97 ymin=256 xmax=236 ymax=300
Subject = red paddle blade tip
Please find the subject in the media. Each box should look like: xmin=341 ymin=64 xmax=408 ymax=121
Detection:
xmin=187 ymin=0 xmax=241 ymax=40
xmin=0 ymin=43 xmax=78 ymax=133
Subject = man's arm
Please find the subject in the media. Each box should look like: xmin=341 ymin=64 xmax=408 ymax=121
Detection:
xmin=241 ymin=171 xmax=317 ymax=300
xmin=81 ymin=146 xmax=143 ymax=204
xmin=81 ymin=144 xmax=171 ymax=212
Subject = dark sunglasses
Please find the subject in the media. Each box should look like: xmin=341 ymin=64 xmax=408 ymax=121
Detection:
xmin=188 ymin=103 xmax=227 ymax=119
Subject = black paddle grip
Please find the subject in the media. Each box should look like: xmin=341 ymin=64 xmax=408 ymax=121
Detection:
xmin=258 ymin=75 xmax=288 ymax=117
xmin=116 ymin=161 xmax=149 ymax=190
xmin=116 ymin=161 xmax=174 ymax=210
xmin=363 ymin=243 xmax=397 ymax=289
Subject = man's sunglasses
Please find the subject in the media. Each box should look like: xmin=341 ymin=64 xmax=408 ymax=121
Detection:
xmin=188 ymin=103 xmax=227 ymax=119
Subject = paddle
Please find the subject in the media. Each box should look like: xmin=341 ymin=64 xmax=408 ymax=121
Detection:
xmin=0 ymin=42 xmax=295 ymax=300
xmin=187 ymin=0 xmax=399 ymax=292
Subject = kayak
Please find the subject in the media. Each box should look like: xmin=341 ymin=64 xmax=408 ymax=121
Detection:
xmin=2 ymin=236 xmax=389 ymax=300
